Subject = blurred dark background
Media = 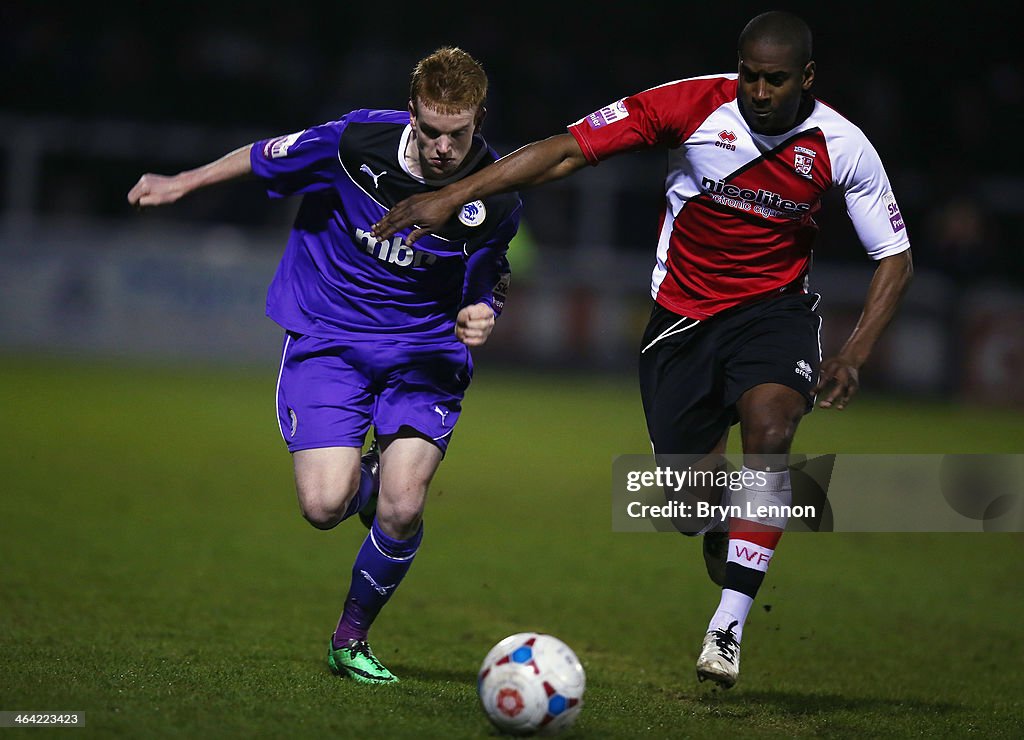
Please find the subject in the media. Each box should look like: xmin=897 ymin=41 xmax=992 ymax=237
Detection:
xmin=1 ymin=1 xmax=1022 ymax=404
xmin=4 ymin=1 xmax=1022 ymax=270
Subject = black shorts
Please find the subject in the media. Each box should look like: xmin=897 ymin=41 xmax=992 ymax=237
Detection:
xmin=638 ymin=292 xmax=822 ymax=454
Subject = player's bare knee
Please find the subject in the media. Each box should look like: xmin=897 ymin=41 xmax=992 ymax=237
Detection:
xmin=744 ymin=420 xmax=798 ymax=458
xmin=376 ymin=501 xmax=424 ymax=540
xmin=292 ymin=449 xmax=363 ymax=528
xmin=295 ymin=475 xmax=360 ymax=529
xmin=303 ymin=510 xmax=340 ymax=530
xmin=298 ymin=495 xmax=347 ymax=529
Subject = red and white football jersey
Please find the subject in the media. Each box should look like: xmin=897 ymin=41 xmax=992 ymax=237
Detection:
xmin=568 ymin=74 xmax=911 ymax=319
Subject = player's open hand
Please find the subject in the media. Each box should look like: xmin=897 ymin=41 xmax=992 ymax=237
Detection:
xmin=127 ymin=173 xmax=186 ymax=210
xmin=816 ymin=357 xmax=860 ymax=410
xmin=372 ymin=191 xmax=461 ymax=245
xmin=455 ymin=303 xmax=495 ymax=347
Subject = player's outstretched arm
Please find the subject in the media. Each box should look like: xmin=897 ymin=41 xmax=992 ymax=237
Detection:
xmin=373 ymin=133 xmax=588 ymax=244
xmin=127 ymin=145 xmax=253 ymax=209
xmin=816 ymin=249 xmax=914 ymax=409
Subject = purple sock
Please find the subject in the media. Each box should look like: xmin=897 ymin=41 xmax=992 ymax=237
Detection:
xmin=332 ymin=519 xmax=423 ymax=646
xmin=340 ymin=458 xmax=378 ymax=522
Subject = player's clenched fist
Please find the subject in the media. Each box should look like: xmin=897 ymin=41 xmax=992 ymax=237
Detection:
xmin=815 ymin=357 xmax=860 ymax=410
xmin=127 ymin=173 xmax=187 ymax=209
xmin=455 ymin=302 xmax=495 ymax=347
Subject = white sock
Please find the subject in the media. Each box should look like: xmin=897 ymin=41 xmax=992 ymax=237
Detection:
xmin=707 ymin=589 xmax=753 ymax=642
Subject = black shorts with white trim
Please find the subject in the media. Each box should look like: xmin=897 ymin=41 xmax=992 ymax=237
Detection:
xmin=638 ymin=292 xmax=822 ymax=454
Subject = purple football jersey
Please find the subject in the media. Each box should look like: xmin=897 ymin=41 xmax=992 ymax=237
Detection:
xmin=251 ymin=109 xmax=520 ymax=343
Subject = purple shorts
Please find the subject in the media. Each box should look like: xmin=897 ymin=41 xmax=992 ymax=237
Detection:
xmin=275 ymin=331 xmax=473 ymax=455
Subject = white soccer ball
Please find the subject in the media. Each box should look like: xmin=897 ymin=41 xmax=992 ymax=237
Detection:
xmin=477 ymin=633 xmax=585 ymax=736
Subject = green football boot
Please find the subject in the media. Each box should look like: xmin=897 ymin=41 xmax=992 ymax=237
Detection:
xmin=327 ymin=639 xmax=398 ymax=684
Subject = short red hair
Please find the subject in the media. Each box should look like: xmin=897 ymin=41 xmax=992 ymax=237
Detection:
xmin=409 ymin=47 xmax=487 ymax=115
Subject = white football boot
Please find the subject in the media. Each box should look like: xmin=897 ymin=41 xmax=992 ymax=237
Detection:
xmin=696 ymin=620 xmax=740 ymax=688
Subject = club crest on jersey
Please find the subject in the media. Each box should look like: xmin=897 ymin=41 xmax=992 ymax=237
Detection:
xmin=264 ymin=130 xmax=305 ymax=159
xmin=586 ymin=99 xmax=629 ymax=129
xmin=793 ymin=146 xmax=816 ymax=179
xmin=458 ymin=200 xmax=486 ymax=227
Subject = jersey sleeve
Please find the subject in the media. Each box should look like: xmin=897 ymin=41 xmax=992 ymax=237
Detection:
xmin=461 ymin=204 xmax=521 ymax=316
xmin=250 ymin=119 xmax=347 ymax=198
xmin=830 ymin=129 xmax=911 ymax=260
xmin=568 ymin=76 xmax=736 ymax=164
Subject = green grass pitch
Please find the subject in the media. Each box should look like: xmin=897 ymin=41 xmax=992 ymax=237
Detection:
xmin=1 ymin=356 xmax=1022 ymax=737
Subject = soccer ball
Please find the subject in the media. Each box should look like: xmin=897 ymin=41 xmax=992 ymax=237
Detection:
xmin=477 ymin=633 xmax=585 ymax=736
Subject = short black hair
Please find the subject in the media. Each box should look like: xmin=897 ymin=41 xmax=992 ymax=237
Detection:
xmin=738 ymin=11 xmax=813 ymax=65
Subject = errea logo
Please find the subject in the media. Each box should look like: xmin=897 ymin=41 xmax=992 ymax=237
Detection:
xmin=356 ymin=228 xmax=437 ymax=267
xmin=795 ymin=359 xmax=813 ymax=381
xmin=716 ymin=130 xmax=738 ymax=151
